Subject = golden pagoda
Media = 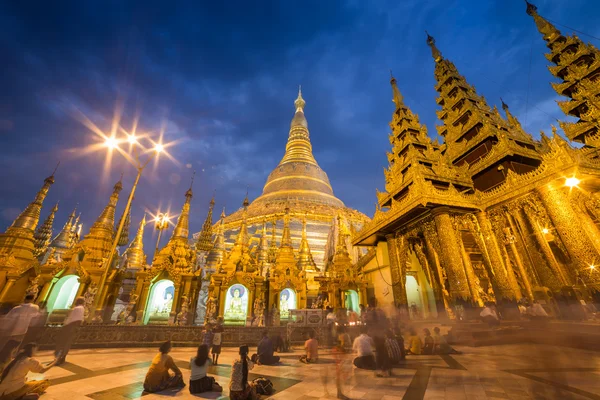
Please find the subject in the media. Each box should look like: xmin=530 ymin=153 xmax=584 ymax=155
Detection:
xmin=354 ymin=25 xmax=600 ymax=320
xmin=0 ymin=173 xmax=55 ymax=304
xmin=210 ymin=88 xmax=369 ymax=299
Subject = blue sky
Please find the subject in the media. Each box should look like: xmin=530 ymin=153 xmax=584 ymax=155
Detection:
xmin=1 ymin=0 xmax=599 ymax=254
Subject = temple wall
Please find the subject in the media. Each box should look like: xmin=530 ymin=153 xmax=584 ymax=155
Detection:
xmin=361 ymin=242 xmax=395 ymax=313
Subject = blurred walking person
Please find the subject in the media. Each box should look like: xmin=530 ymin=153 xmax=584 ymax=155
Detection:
xmin=54 ymin=297 xmax=85 ymax=364
xmin=1 ymin=294 xmax=39 ymax=349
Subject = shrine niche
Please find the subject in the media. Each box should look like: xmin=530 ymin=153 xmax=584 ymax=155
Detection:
xmin=223 ymin=283 xmax=249 ymax=325
xmin=143 ymin=279 xmax=175 ymax=325
xmin=46 ymin=274 xmax=80 ymax=313
xmin=279 ymin=288 xmax=296 ymax=319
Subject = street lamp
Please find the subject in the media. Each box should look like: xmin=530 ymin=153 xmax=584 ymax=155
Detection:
xmin=93 ymin=133 xmax=169 ymax=314
xmin=154 ymin=212 xmax=170 ymax=254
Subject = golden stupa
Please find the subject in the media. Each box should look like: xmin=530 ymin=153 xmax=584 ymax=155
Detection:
xmin=213 ymin=88 xmax=369 ymax=275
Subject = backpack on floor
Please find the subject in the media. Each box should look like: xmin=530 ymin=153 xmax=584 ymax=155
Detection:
xmin=252 ymin=377 xmax=274 ymax=395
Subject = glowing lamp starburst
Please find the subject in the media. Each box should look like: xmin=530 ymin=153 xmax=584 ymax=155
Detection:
xmin=154 ymin=144 xmax=164 ymax=153
xmin=127 ymin=134 xmax=138 ymax=144
xmin=565 ymin=176 xmax=580 ymax=187
xmin=105 ymin=137 xmax=119 ymax=149
xmin=542 ymin=228 xmax=549 ymax=234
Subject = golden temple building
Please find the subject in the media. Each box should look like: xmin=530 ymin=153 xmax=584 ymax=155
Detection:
xmin=354 ymin=2 xmax=600 ymax=319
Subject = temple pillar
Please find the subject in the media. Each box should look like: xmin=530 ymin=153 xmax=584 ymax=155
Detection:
xmin=422 ymin=229 xmax=451 ymax=318
xmin=136 ymin=282 xmax=150 ymax=324
xmin=0 ymin=279 xmax=16 ymax=303
xmin=475 ymin=211 xmax=518 ymax=300
xmin=385 ymin=233 xmax=408 ymax=308
xmin=504 ymin=227 xmax=533 ymax=301
xmin=571 ymin=193 xmax=600 ymax=255
xmin=170 ymin=280 xmax=182 ymax=323
xmin=458 ymin=236 xmax=483 ymax=306
xmin=38 ymin=278 xmax=56 ymax=304
xmin=537 ymin=185 xmax=600 ymax=283
xmin=518 ymin=209 xmax=568 ymax=288
xmin=432 ymin=210 xmax=470 ymax=300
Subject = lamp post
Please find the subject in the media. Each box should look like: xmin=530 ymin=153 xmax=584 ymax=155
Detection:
xmin=93 ymin=134 xmax=165 ymax=317
xmin=154 ymin=212 xmax=170 ymax=255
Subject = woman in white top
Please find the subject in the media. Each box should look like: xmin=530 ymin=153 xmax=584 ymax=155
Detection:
xmin=0 ymin=343 xmax=57 ymax=400
xmin=189 ymin=344 xmax=221 ymax=393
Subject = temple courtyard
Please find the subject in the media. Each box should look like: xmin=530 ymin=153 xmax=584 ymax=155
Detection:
xmin=27 ymin=343 xmax=600 ymax=400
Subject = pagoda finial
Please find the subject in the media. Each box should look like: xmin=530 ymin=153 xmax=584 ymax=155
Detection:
xmin=51 ymin=205 xmax=77 ymax=250
xmin=33 ymin=201 xmax=58 ymax=257
xmin=390 ymin=71 xmax=404 ymax=110
xmin=426 ymin=31 xmax=443 ymax=62
xmin=185 ymin=170 xmax=195 ymax=200
xmin=500 ymin=97 xmax=509 ymax=112
xmin=206 ymin=208 xmax=226 ymax=269
xmin=525 ymin=1 xmax=561 ymax=40
xmin=89 ymin=177 xmax=123 ymax=236
xmin=243 ymin=186 xmax=249 ymax=208
xmin=295 ymin=86 xmax=306 ymax=112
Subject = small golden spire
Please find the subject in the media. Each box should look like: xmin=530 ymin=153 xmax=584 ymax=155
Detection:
xmin=126 ymin=213 xmax=146 ymax=270
xmin=33 ymin=202 xmax=59 ymax=257
xmin=390 ymin=70 xmax=404 ymax=110
xmin=171 ymin=183 xmax=193 ymax=240
xmin=51 ymin=206 xmax=76 ymax=250
xmin=9 ymin=171 xmax=56 ymax=231
xmin=525 ymin=1 xmax=561 ymax=41
xmin=116 ymin=206 xmax=132 ymax=247
xmin=89 ymin=178 xmax=123 ymax=236
xmin=196 ymin=194 xmax=216 ymax=253
xmin=297 ymin=213 xmax=316 ymax=271
xmin=206 ymin=208 xmax=226 ymax=268
xmin=268 ymin=218 xmax=278 ymax=263
xmin=257 ymin=218 xmax=269 ymax=265
xmin=426 ymin=31 xmax=443 ymax=63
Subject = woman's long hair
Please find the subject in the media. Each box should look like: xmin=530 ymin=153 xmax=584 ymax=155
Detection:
xmin=194 ymin=344 xmax=209 ymax=367
xmin=0 ymin=340 xmax=20 ymax=366
xmin=1 ymin=343 xmax=36 ymax=382
xmin=239 ymin=345 xmax=249 ymax=388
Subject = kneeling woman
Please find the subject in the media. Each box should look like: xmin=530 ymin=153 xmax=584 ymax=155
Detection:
xmin=0 ymin=343 xmax=57 ymax=400
xmin=229 ymin=345 xmax=257 ymax=400
xmin=190 ymin=344 xmax=221 ymax=393
xmin=143 ymin=341 xmax=185 ymax=393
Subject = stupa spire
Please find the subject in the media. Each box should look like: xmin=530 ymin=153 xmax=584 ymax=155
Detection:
xmin=89 ymin=178 xmax=122 ymax=238
xmin=8 ymin=172 xmax=55 ymax=232
xmin=116 ymin=206 xmax=132 ymax=247
xmin=390 ymin=71 xmax=404 ymax=110
xmin=126 ymin=213 xmax=146 ymax=270
xmin=297 ymin=214 xmax=316 ymax=271
xmin=206 ymin=208 xmax=226 ymax=268
xmin=275 ymin=207 xmax=295 ymax=267
xmin=268 ymin=219 xmax=278 ymax=263
xmin=171 ymin=178 xmax=194 ymax=240
xmin=51 ymin=206 xmax=76 ymax=251
xmin=196 ymin=194 xmax=216 ymax=253
xmin=281 ymin=88 xmax=317 ymax=165
xmin=426 ymin=31 xmax=443 ymax=63
xmin=33 ymin=202 xmax=58 ymax=258
xmin=70 ymin=212 xmax=81 ymax=247
xmin=257 ymin=219 xmax=269 ymax=266
xmin=525 ymin=2 xmax=561 ymax=42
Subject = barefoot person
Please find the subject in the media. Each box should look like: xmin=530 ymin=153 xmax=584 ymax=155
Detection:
xmin=143 ymin=341 xmax=184 ymax=393
xmin=229 ymin=345 xmax=257 ymax=400
xmin=0 ymin=343 xmax=57 ymax=399
xmin=300 ymin=331 xmax=319 ymax=363
xmin=352 ymin=326 xmax=376 ymax=370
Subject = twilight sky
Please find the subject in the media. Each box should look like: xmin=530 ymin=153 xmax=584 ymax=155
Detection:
xmin=1 ymin=0 xmax=599 ymax=255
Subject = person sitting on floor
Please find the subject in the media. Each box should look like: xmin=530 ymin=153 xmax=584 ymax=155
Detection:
xmin=0 ymin=343 xmax=57 ymax=400
xmin=422 ymin=328 xmax=434 ymax=355
xmin=405 ymin=328 xmax=423 ymax=355
xmin=480 ymin=302 xmax=500 ymax=328
xmin=300 ymin=331 xmax=319 ymax=363
xmin=189 ymin=344 xmax=221 ymax=394
xmin=432 ymin=327 xmax=459 ymax=354
xmin=229 ymin=345 xmax=257 ymax=400
xmin=385 ymin=330 xmax=404 ymax=365
xmin=352 ymin=326 xmax=376 ymax=370
xmin=143 ymin=341 xmax=185 ymax=393
xmin=256 ymin=331 xmax=280 ymax=365
xmin=0 ymin=340 xmax=20 ymax=376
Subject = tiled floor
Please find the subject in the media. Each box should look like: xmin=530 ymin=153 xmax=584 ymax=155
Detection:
xmin=26 ymin=343 xmax=600 ymax=399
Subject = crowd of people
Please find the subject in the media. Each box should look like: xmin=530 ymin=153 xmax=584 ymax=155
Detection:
xmin=0 ymin=298 xmax=463 ymax=399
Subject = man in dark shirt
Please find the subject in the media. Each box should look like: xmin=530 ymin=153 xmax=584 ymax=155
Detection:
xmin=257 ymin=331 xmax=280 ymax=365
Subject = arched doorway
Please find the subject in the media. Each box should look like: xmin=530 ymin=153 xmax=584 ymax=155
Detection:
xmin=344 ymin=290 xmax=360 ymax=314
xmin=279 ymin=288 xmax=296 ymax=319
xmin=47 ymin=275 xmax=80 ymax=313
xmin=223 ymin=284 xmax=248 ymax=326
xmin=144 ymin=279 xmax=175 ymax=325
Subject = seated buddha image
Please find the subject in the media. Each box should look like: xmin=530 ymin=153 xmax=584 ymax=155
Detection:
xmin=227 ymin=288 xmax=245 ymax=317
